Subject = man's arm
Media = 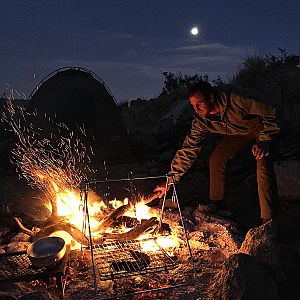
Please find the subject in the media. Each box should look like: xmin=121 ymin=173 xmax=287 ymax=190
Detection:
xmin=169 ymin=117 xmax=208 ymax=181
xmin=154 ymin=117 xmax=208 ymax=197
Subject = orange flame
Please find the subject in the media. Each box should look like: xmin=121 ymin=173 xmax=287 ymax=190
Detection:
xmin=37 ymin=172 xmax=180 ymax=252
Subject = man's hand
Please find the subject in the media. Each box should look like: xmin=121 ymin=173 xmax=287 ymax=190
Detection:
xmin=252 ymin=141 xmax=270 ymax=160
xmin=154 ymin=175 xmax=177 ymax=198
xmin=153 ymin=183 xmax=169 ymax=198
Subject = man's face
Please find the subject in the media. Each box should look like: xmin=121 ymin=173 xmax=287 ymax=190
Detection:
xmin=189 ymin=92 xmax=214 ymax=117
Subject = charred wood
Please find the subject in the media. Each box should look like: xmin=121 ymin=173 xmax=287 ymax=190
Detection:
xmin=33 ymin=222 xmax=89 ymax=246
xmin=113 ymin=216 xmax=144 ymax=228
xmin=144 ymin=193 xmax=160 ymax=205
xmin=95 ymin=204 xmax=131 ymax=233
xmin=39 ymin=215 xmax=69 ymax=228
xmin=103 ymin=217 xmax=158 ymax=241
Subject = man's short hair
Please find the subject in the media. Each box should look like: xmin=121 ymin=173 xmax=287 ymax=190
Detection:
xmin=188 ymin=81 xmax=214 ymax=98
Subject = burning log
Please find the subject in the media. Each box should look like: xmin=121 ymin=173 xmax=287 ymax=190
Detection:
xmin=33 ymin=222 xmax=89 ymax=246
xmin=113 ymin=216 xmax=142 ymax=228
xmin=103 ymin=217 xmax=158 ymax=241
xmin=50 ymin=199 xmax=58 ymax=219
xmin=144 ymin=193 xmax=160 ymax=205
xmin=95 ymin=204 xmax=131 ymax=233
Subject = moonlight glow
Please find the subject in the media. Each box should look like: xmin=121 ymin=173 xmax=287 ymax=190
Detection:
xmin=191 ymin=27 xmax=199 ymax=35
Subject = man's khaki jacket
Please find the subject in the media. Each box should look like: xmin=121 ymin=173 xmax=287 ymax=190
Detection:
xmin=170 ymin=86 xmax=281 ymax=181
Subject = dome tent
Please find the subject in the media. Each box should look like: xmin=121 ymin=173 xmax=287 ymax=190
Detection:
xmin=27 ymin=67 xmax=134 ymax=163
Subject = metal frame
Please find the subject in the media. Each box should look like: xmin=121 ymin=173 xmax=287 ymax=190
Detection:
xmin=80 ymin=173 xmax=196 ymax=298
xmin=92 ymin=238 xmax=178 ymax=280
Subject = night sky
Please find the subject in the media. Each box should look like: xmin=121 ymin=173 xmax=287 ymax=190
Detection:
xmin=1 ymin=0 xmax=299 ymax=102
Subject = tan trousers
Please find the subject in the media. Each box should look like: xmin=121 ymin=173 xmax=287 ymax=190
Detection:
xmin=209 ymin=134 xmax=278 ymax=219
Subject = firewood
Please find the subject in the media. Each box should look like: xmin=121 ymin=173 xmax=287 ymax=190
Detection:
xmin=103 ymin=217 xmax=158 ymax=241
xmin=13 ymin=217 xmax=34 ymax=237
xmin=144 ymin=193 xmax=160 ymax=205
xmin=113 ymin=216 xmax=143 ymax=228
xmin=95 ymin=204 xmax=131 ymax=233
xmin=33 ymin=222 xmax=89 ymax=246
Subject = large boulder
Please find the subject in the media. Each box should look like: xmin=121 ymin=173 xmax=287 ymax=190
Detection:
xmin=238 ymin=220 xmax=284 ymax=281
xmin=211 ymin=253 xmax=279 ymax=300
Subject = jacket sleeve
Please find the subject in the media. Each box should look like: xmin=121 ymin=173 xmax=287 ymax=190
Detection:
xmin=234 ymin=91 xmax=280 ymax=141
xmin=169 ymin=117 xmax=208 ymax=181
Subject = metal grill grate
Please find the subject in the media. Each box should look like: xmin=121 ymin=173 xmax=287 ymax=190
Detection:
xmin=0 ymin=251 xmax=68 ymax=282
xmin=92 ymin=238 xmax=178 ymax=281
xmin=0 ymin=251 xmax=47 ymax=280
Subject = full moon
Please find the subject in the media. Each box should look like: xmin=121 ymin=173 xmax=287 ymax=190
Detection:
xmin=191 ymin=27 xmax=199 ymax=35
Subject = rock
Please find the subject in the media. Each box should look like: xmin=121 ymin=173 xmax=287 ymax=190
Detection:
xmin=192 ymin=205 xmax=242 ymax=258
xmin=238 ymin=220 xmax=284 ymax=281
xmin=18 ymin=291 xmax=53 ymax=300
xmin=6 ymin=242 xmax=31 ymax=253
xmin=195 ymin=204 xmax=215 ymax=214
xmin=182 ymin=206 xmax=194 ymax=219
xmin=193 ymin=205 xmax=237 ymax=228
xmin=210 ymin=253 xmax=279 ymax=300
xmin=10 ymin=233 xmax=32 ymax=243
xmin=190 ymin=221 xmax=241 ymax=258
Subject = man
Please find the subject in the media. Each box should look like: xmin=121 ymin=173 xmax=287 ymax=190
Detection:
xmin=155 ymin=81 xmax=280 ymax=224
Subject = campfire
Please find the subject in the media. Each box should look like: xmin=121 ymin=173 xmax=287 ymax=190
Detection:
xmin=1 ymin=100 xmax=199 ymax=298
xmin=2 ymin=99 xmax=269 ymax=300
xmin=34 ymin=172 xmax=194 ymax=296
xmin=30 ymin=169 xmax=184 ymax=253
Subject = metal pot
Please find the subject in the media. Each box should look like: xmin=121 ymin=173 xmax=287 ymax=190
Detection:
xmin=27 ymin=236 xmax=66 ymax=268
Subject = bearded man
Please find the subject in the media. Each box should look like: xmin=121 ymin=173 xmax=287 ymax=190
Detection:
xmin=155 ymin=81 xmax=280 ymax=224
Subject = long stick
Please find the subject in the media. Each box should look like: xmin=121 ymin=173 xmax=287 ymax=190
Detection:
xmin=13 ymin=217 xmax=35 ymax=236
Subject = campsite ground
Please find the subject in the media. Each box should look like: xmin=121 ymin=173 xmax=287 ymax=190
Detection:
xmin=0 ymin=160 xmax=300 ymax=299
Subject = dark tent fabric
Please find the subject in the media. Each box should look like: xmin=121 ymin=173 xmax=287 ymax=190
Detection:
xmin=27 ymin=67 xmax=134 ymax=163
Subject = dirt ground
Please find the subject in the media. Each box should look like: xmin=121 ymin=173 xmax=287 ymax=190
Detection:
xmin=0 ymin=172 xmax=300 ymax=299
